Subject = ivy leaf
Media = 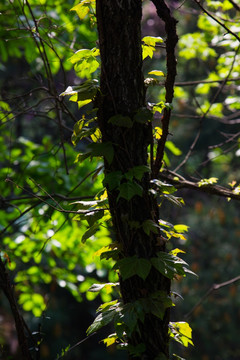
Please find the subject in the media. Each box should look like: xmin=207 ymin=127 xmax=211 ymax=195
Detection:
xmin=117 ymin=181 xmax=143 ymax=201
xmin=60 ymin=79 xmax=99 ymax=101
xmin=134 ymin=108 xmax=153 ymax=124
xmin=86 ymin=307 xmax=116 ymax=335
xmin=151 ymin=252 xmax=188 ymax=280
xmin=142 ymin=219 xmax=159 ymax=235
xmin=116 ymin=256 xmax=151 ymax=280
xmin=108 ymin=115 xmax=133 ymax=128
xmin=103 ymin=171 xmax=123 ymax=190
xmin=88 ymin=142 xmax=114 ymax=165
xmin=125 ymin=165 xmax=150 ymax=181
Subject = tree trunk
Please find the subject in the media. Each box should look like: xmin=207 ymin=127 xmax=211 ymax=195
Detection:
xmin=96 ymin=1 xmax=170 ymax=358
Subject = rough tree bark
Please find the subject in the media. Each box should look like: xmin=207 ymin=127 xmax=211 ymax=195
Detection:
xmin=96 ymin=1 xmax=172 ymax=358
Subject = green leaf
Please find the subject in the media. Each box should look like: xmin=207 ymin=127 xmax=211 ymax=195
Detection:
xmin=125 ymin=165 xmax=150 ymax=181
xmin=148 ymin=70 xmax=165 ymax=77
xmin=162 ymin=194 xmax=184 ymax=207
xmin=88 ymin=142 xmax=114 ymax=165
xmin=169 ymin=322 xmax=194 ymax=347
xmin=87 ymin=307 xmax=116 ymax=335
xmin=151 ymin=179 xmax=177 ymax=194
xmin=88 ymin=283 xmax=119 ymax=293
xmin=117 ymin=181 xmax=143 ymax=201
xmin=103 ymin=171 xmax=123 ymax=190
xmin=108 ymin=115 xmax=133 ymax=128
xmin=142 ymin=36 xmax=163 ymax=46
xmin=142 ymin=219 xmax=159 ymax=235
xmin=151 ymin=252 xmax=188 ymax=280
xmin=165 ymin=141 xmax=182 ymax=156
xmin=60 ymin=79 xmax=99 ymax=101
xmin=133 ymin=108 xmax=153 ymax=124
xmin=117 ymin=256 xmax=151 ymax=280
xmin=81 ymin=223 xmax=100 ymax=243
xmin=70 ymin=0 xmax=95 ymax=19
xmin=69 ymin=48 xmax=100 ymax=65
xmin=102 ymin=334 xmax=118 ymax=347
xmin=173 ymin=224 xmax=189 ymax=233
xmin=84 ymin=209 xmax=105 ymax=227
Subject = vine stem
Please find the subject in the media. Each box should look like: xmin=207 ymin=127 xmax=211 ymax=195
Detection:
xmin=151 ymin=0 xmax=178 ymax=178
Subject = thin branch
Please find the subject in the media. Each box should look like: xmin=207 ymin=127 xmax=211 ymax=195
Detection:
xmin=229 ymin=0 xmax=240 ymax=11
xmin=174 ymin=77 xmax=240 ymax=87
xmin=185 ymin=275 xmax=240 ymax=320
xmin=160 ymin=170 xmax=240 ymax=201
xmin=174 ymin=44 xmax=240 ymax=172
xmin=194 ymin=0 xmax=240 ymax=43
xmin=5 ymin=178 xmax=107 ymax=215
xmin=0 ymin=201 xmax=42 ymax=237
xmin=151 ymin=0 xmax=178 ymax=178
xmin=55 ymin=332 xmax=96 ymax=360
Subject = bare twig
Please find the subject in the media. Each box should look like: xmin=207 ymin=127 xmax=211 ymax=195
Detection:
xmin=185 ymin=275 xmax=240 ymax=320
xmin=151 ymin=0 xmax=178 ymax=178
xmin=160 ymin=169 xmax=240 ymax=201
xmin=194 ymin=0 xmax=240 ymax=43
xmin=174 ymin=44 xmax=240 ymax=172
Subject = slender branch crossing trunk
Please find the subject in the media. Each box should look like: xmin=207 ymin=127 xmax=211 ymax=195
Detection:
xmin=96 ymin=1 xmax=171 ymax=358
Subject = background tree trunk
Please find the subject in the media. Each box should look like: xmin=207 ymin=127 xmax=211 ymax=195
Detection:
xmin=96 ymin=1 xmax=170 ymax=358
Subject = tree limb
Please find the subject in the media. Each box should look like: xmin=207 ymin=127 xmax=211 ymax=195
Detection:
xmin=151 ymin=0 xmax=178 ymax=178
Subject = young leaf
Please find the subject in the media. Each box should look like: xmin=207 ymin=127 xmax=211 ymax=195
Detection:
xmin=198 ymin=177 xmax=218 ymax=186
xmin=148 ymin=70 xmax=165 ymax=77
xmin=102 ymin=334 xmax=118 ymax=347
xmin=142 ymin=36 xmax=164 ymax=46
xmin=169 ymin=322 xmax=194 ymax=347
